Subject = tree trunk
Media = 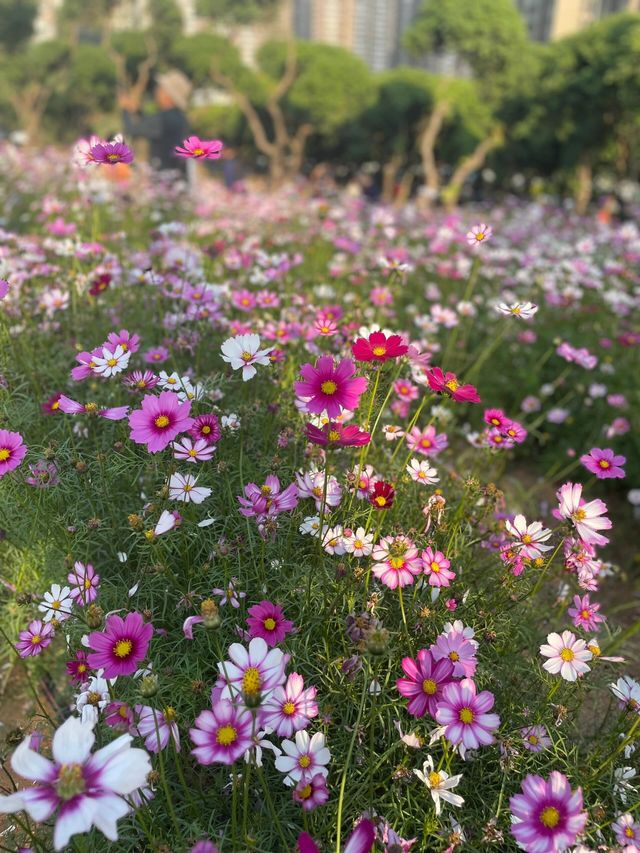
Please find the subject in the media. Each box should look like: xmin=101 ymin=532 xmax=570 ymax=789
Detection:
xmin=418 ymin=99 xmax=449 ymax=208
xmin=442 ymin=127 xmax=503 ymax=212
xmin=382 ymin=153 xmax=403 ymax=204
xmin=574 ymin=157 xmax=592 ymax=216
xmin=395 ymin=169 xmax=414 ymax=207
xmin=286 ymin=123 xmax=314 ymax=180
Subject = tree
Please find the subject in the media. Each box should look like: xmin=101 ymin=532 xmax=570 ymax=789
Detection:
xmin=404 ymin=0 xmax=531 ymax=207
xmin=0 ymin=0 xmax=37 ymax=53
xmin=196 ymin=0 xmax=280 ymax=24
xmin=147 ymin=0 xmax=183 ymax=57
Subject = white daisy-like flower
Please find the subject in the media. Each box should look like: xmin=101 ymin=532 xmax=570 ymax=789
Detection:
xmin=505 ymin=514 xmax=553 ymax=559
xmin=496 ymin=301 xmax=538 ymax=319
xmin=91 ymin=344 xmax=131 ymax=378
xmin=222 ymin=413 xmax=241 ymax=431
xmin=342 ymin=526 xmax=374 ymax=557
xmin=168 ymin=472 xmax=211 ymax=504
xmin=220 ymin=333 xmax=273 ymax=381
xmin=275 ymin=730 xmax=331 ymax=784
xmin=75 ymin=674 xmax=112 ymax=725
xmin=406 ymin=458 xmax=439 ymax=485
xmin=610 ymin=676 xmax=640 ymax=714
xmin=157 ymin=371 xmax=184 ymax=391
xmin=413 ymin=754 xmax=464 ymax=815
xmin=299 ymin=515 xmax=322 ymax=536
xmin=38 ymin=583 xmax=74 ymax=623
xmin=540 ymin=630 xmax=592 ymax=681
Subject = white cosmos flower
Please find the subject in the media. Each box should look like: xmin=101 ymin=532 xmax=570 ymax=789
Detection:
xmin=91 ymin=345 xmax=131 ymax=378
xmin=154 ymin=509 xmax=180 ymax=536
xmin=75 ymin=675 xmax=112 ymax=725
xmin=505 ymin=514 xmax=553 ymax=559
xmin=220 ymin=333 xmax=273 ymax=381
xmin=275 ymin=730 xmax=331 ymax=784
xmin=168 ymin=472 xmax=211 ymax=504
xmin=406 ymin=458 xmax=439 ymax=485
xmin=222 ymin=413 xmax=241 ymax=431
xmin=342 ymin=526 xmax=374 ymax=557
xmin=496 ymin=301 xmax=538 ymax=319
xmin=157 ymin=371 xmax=184 ymax=391
xmin=413 ymin=755 xmax=464 ymax=815
xmin=38 ymin=584 xmax=74 ymax=623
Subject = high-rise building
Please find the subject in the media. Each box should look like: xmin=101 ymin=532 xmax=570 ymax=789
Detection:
xmin=516 ymin=0 xmax=639 ymax=41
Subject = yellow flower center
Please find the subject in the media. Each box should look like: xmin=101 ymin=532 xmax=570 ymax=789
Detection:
xmin=183 ymin=483 xmax=193 ymax=492
xmin=155 ymin=415 xmax=170 ymax=428
xmin=354 ymin=539 xmax=364 ymax=549
xmin=428 ymin=771 xmax=442 ymax=787
xmin=459 ymin=707 xmax=474 ymax=724
xmin=193 ymin=148 xmax=204 ymax=156
xmin=421 ymin=439 xmax=432 ymax=448
xmin=580 ymin=609 xmax=590 ymax=619
xmin=107 ymin=153 xmax=120 ymax=162
xmin=389 ymin=556 xmax=405 ymax=569
xmin=445 ymin=379 xmax=459 ymax=392
xmin=85 ymin=402 xmax=98 ymax=413
xmin=625 ymin=827 xmax=635 ymax=838
xmin=599 ymin=460 xmax=610 ymax=468
xmin=430 ymin=561 xmax=440 ymax=573
xmin=188 ymin=449 xmax=197 ymax=457
xmin=372 ymin=346 xmax=386 ymax=356
xmin=283 ymin=701 xmax=296 ymax=716
xmin=113 ymin=639 xmax=133 ymax=658
xmin=107 ymin=358 xmax=118 ymax=367
xmin=573 ymin=509 xmax=587 ymax=521
xmin=0 ymin=448 xmax=10 ymax=461
xmin=56 ymin=763 xmax=86 ymax=801
xmin=52 ymin=400 xmax=60 ymax=409
xmin=202 ymin=425 xmax=211 ymax=434
xmin=87 ymin=691 xmax=101 ymax=704
xmin=242 ymin=667 xmax=261 ymax=696
xmin=449 ymin=651 xmax=460 ymax=661
xmin=297 ymin=783 xmax=313 ymax=799
xmin=539 ymin=806 xmax=560 ymax=828
xmin=422 ymin=678 xmax=437 ymax=695
xmin=527 ymin=734 xmax=539 ymax=745
xmin=522 ymin=534 xmax=532 ymax=544
xmin=77 ymin=663 xmax=87 ymax=673
xmin=299 ymin=754 xmax=311 ymax=768
xmin=320 ymin=380 xmax=337 ymax=395
xmin=560 ymin=648 xmax=574 ymax=661
xmin=261 ymin=485 xmax=272 ymax=495
xmin=118 ymin=705 xmax=129 ymax=718
xmin=263 ymin=617 xmax=277 ymax=631
xmin=51 ymin=600 xmax=61 ymax=610
xmin=31 ymin=634 xmax=41 ymax=644
xmin=475 ymin=232 xmax=485 ymax=241
xmin=84 ymin=579 xmax=92 ymax=589
xmin=374 ymin=496 xmax=387 ymax=506
xmin=216 ymin=725 xmax=237 ymax=745
xmin=328 ymin=430 xmax=341 ymax=442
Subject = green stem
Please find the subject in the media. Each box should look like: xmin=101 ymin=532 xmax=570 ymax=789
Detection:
xmin=335 ymin=669 xmax=369 ymax=852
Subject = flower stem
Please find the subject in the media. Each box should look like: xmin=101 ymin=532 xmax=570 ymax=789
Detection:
xmin=335 ymin=668 xmax=369 ymax=852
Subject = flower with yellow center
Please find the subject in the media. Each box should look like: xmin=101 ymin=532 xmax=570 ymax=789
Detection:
xmin=298 ymin=754 xmax=311 ymax=769
xmin=539 ymin=806 xmax=560 ymax=828
xmin=320 ymin=380 xmax=337 ymax=395
xmin=242 ymin=667 xmax=262 ymax=696
xmin=263 ymin=617 xmax=277 ymax=631
xmin=0 ymin=448 xmax=10 ymax=461
xmin=422 ymin=678 xmax=437 ymax=695
xmin=216 ymin=725 xmax=237 ymax=745
xmin=155 ymin=415 xmax=170 ymax=428
xmin=113 ymin=639 xmax=133 ymax=658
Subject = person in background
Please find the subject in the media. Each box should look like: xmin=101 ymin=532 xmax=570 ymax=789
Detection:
xmin=118 ymin=70 xmax=192 ymax=176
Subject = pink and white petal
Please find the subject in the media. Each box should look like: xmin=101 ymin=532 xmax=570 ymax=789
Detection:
xmin=89 ymin=792 xmax=130 ymax=841
xmin=53 ymin=796 xmax=97 ymax=851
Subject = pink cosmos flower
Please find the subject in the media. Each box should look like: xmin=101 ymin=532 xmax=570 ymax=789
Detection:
xmin=190 ymin=413 xmax=221 ymax=445
xmin=16 ymin=619 xmax=54 ymax=658
xmin=175 ymin=135 xmax=223 ymax=159
xmin=305 ymin=422 xmax=371 ymax=447
xmin=556 ymin=342 xmax=597 ymax=370
xmin=172 ymin=436 xmax=216 ymax=463
xmin=396 ymin=649 xmax=454 ymax=718
xmin=262 ymin=672 xmax=319 ymax=737
xmin=435 ymin=678 xmax=500 ymax=749
xmin=238 ymin=475 xmax=298 ymax=519
xmin=66 ymin=650 xmax=92 ymax=684
xmin=539 ymin=630 xmax=592 ymax=681
xmin=351 ymin=331 xmax=408 ymax=362
xmin=216 ymin=637 xmax=287 ymax=705
xmin=580 ymin=447 xmax=626 ymax=479
xmin=505 ymin=515 xmax=553 ymax=560
xmin=405 ymin=425 xmax=448 ymax=456
xmin=57 ymin=396 xmax=129 ymax=420
xmin=105 ymin=701 xmax=135 ymax=731
xmin=426 ymin=367 xmax=481 ymax=403
xmin=106 ymin=329 xmax=140 ymax=354
xmin=421 ymin=546 xmax=456 ymax=588
xmin=293 ymin=773 xmax=329 ymax=811
xmin=294 ymin=356 xmax=367 ymax=419
xmin=567 ymin=594 xmax=605 ymax=632
xmin=466 ymin=223 xmax=492 ymax=247
xmin=123 ymin=370 xmax=159 ymax=392
xmin=190 ymin=842 xmax=219 ymax=853
xmin=0 ymin=716 xmax=151 ymax=851
xmin=556 ymin=482 xmax=612 ymax=546
xmin=613 ymin=813 xmax=640 ymax=847
xmin=143 ymin=346 xmax=170 ymax=364
xmin=87 ymin=612 xmax=153 ymax=679
xmin=246 ymin=601 xmax=294 ymax=647
xmin=298 ymin=819 xmax=375 ymax=853
xmin=371 ymin=536 xmax=422 ymax=589
xmin=509 ymin=771 xmax=587 ymax=853
xmin=134 ymin=705 xmax=180 ymax=753
xmin=431 ymin=630 xmax=477 ymax=678
xmin=0 ymin=430 xmax=27 ymax=478
xmin=25 ymin=460 xmax=58 ymax=488
xmin=190 ymin=699 xmax=253 ymax=765
xmin=67 ymin=561 xmax=100 ymax=605
xmin=521 ymin=725 xmax=552 ymax=753
xmin=89 ymin=139 xmax=134 ymax=165
xmin=128 ymin=391 xmax=193 ymax=453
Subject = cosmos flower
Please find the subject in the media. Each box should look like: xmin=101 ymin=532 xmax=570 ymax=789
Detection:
xmin=505 ymin=515 xmax=553 ymax=560
xmin=172 ymin=436 xmax=216 ymax=463
xmin=87 ymin=612 xmax=153 ymax=679
xmin=190 ymin=699 xmax=253 ymax=765
xmin=496 ymin=302 xmax=538 ymax=319
xmin=509 ymin=771 xmax=587 ymax=853
xmin=38 ymin=583 xmax=74 ymax=623
xmin=15 ymin=619 xmax=54 ymax=658
xmin=0 ymin=715 xmax=151 ymax=851
xmin=567 ymin=594 xmax=605 ymax=632
xmin=556 ymin=482 xmax=612 ymax=547
xmin=539 ymin=631 xmax=592 ymax=681
xmin=305 ymin=422 xmax=371 ymax=447
xmin=295 ymin=356 xmax=367 ymax=419
xmin=246 ymin=601 xmax=294 ymax=647
xmin=262 ymin=672 xmax=319 ymax=737
xmin=134 ymin=705 xmax=180 ymax=753
xmin=351 ymin=331 xmax=408 ymax=362
xmin=275 ymin=730 xmax=331 ymax=784
xmin=220 ymin=334 xmax=273 ymax=381
xmin=520 ymin=725 xmax=552 ymax=753
xmin=579 ymin=447 xmax=626 ymax=479
xmin=435 ymin=678 xmax=500 ymax=749
xmin=413 ymin=755 xmax=464 ymax=816
xmin=67 ymin=562 xmax=100 ymax=606
xmin=0 ymin=429 xmax=28 ymax=478
xmin=426 ymin=367 xmax=481 ymax=404
xmin=293 ymin=773 xmax=329 ymax=811
xmin=175 ymin=136 xmax=223 ymax=159
xmin=90 ymin=345 xmax=131 ymax=378
xmin=216 ymin=637 xmax=287 ymax=705
xmin=396 ymin=649 xmax=454 ymax=718
xmin=128 ymin=391 xmax=193 ymax=453
xmin=89 ymin=139 xmax=134 ymax=165
xmin=612 ymin=813 xmax=640 ymax=847
xmin=421 ymin=546 xmax=456 ymax=588
xmin=466 ymin=223 xmax=492 ymax=248
xmin=369 ymin=481 xmax=395 ymax=510
xmin=58 ymin=396 xmax=129 ymax=420
xmin=405 ymin=425 xmax=448 ymax=457
xmin=406 ymin=458 xmax=439 ymax=485
xmin=168 ymin=472 xmax=212 ymax=503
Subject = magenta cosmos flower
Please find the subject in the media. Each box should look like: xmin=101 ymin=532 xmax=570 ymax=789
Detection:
xmin=435 ymin=678 xmax=500 ymax=749
xmin=128 ymin=391 xmax=193 ymax=453
xmin=89 ymin=139 xmax=134 ymax=165
xmin=421 ymin=546 xmax=456 ymax=588
xmin=509 ymin=771 xmax=587 ymax=853
xmin=190 ymin=699 xmax=253 ymax=765
xmin=351 ymin=331 xmax=408 ymax=362
xmin=295 ymin=356 xmax=367 ymax=419
xmin=87 ymin=612 xmax=153 ymax=678
xmin=293 ymin=773 xmax=330 ymax=811
xmin=580 ymin=447 xmax=626 ymax=479
xmin=567 ymin=594 xmax=605 ymax=632
xmin=16 ymin=619 xmax=54 ymax=658
xmin=262 ymin=672 xmax=318 ymax=737
xmin=305 ymin=421 xmax=371 ymax=447
xmin=426 ymin=367 xmax=481 ymax=403
xmin=0 ymin=429 xmax=27 ymax=478
xmin=246 ymin=600 xmax=294 ymax=647
xmin=396 ymin=649 xmax=454 ymax=718
xmin=175 ymin=135 xmax=223 ymax=159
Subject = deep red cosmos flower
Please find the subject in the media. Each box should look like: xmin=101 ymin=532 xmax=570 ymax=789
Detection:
xmin=369 ymin=481 xmax=395 ymax=510
xmin=305 ymin=422 xmax=371 ymax=448
xmin=426 ymin=367 xmax=481 ymax=403
xmin=352 ymin=331 xmax=408 ymax=363
xmin=89 ymin=273 xmax=112 ymax=297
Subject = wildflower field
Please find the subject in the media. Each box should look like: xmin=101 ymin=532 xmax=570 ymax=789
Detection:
xmin=0 ymin=139 xmax=639 ymax=853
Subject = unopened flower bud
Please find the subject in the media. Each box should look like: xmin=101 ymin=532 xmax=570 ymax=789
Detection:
xmin=87 ymin=517 xmax=102 ymax=530
xmin=128 ymin=514 xmax=144 ymax=531
xmin=139 ymin=674 xmax=159 ymax=698
xmin=200 ymin=598 xmax=220 ymax=629
xmin=85 ymin=604 xmax=104 ymax=628
xmin=365 ymin=626 xmax=390 ymax=656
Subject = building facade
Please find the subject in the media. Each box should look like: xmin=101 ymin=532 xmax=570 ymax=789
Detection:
xmin=516 ymin=0 xmax=639 ymax=41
